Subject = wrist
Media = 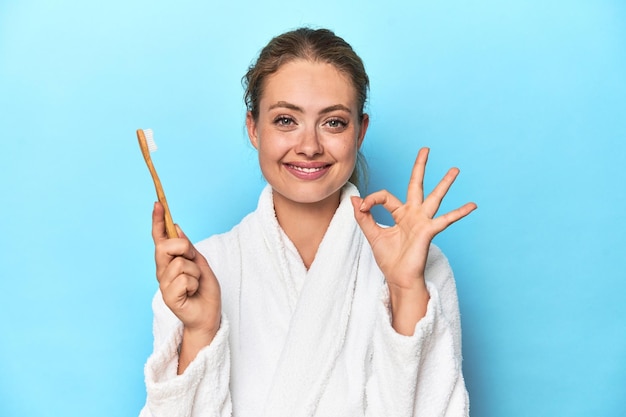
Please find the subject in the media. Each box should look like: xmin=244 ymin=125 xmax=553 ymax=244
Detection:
xmin=388 ymin=280 xmax=430 ymax=336
xmin=182 ymin=321 xmax=220 ymax=349
xmin=177 ymin=321 xmax=220 ymax=375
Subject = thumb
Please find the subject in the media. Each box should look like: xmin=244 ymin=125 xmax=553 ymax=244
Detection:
xmin=152 ymin=202 xmax=167 ymax=243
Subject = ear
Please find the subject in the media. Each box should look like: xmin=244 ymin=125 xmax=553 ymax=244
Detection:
xmin=357 ymin=113 xmax=369 ymax=149
xmin=246 ymin=111 xmax=259 ymax=149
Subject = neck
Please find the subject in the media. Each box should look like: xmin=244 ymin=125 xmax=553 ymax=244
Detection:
xmin=273 ymin=189 xmax=342 ymax=269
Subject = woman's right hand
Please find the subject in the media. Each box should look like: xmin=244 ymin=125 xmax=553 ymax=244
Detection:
xmin=152 ymin=202 xmax=222 ymax=372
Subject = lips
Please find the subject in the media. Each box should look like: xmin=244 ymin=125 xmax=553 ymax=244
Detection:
xmin=284 ymin=162 xmax=331 ymax=180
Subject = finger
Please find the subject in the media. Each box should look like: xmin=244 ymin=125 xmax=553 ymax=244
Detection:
xmin=173 ymin=225 xmax=199 ymax=260
xmin=422 ymin=167 xmax=460 ymax=217
xmin=154 ymin=235 xmax=197 ymax=275
xmin=161 ymin=273 xmax=200 ymax=307
xmin=171 ymin=226 xmax=211 ymax=271
xmin=432 ymin=202 xmax=477 ymax=233
xmin=351 ymin=196 xmax=383 ymax=245
xmin=152 ymin=202 xmax=167 ymax=243
xmin=176 ymin=224 xmax=187 ymax=240
xmin=164 ymin=256 xmax=202 ymax=280
xmin=160 ymin=256 xmax=202 ymax=286
xmin=359 ymin=189 xmax=403 ymax=214
xmin=406 ymin=147 xmax=429 ymax=204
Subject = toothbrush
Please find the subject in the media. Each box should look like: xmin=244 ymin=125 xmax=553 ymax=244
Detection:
xmin=136 ymin=128 xmax=179 ymax=238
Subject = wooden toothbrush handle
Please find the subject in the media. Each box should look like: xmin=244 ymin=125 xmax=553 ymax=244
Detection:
xmin=156 ymin=184 xmax=178 ymax=239
xmin=136 ymin=129 xmax=179 ymax=239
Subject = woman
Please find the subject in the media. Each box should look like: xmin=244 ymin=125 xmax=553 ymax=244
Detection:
xmin=140 ymin=27 xmax=476 ymax=417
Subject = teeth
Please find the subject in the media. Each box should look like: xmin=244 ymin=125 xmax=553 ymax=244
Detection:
xmin=290 ymin=165 xmax=325 ymax=173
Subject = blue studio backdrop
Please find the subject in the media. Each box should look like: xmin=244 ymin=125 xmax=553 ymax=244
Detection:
xmin=1 ymin=1 xmax=625 ymax=416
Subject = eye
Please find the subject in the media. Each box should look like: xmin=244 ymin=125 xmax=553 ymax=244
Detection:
xmin=325 ymin=118 xmax=348 ymax=130
xmin=274 ymin=116 xmax=295 ymax=126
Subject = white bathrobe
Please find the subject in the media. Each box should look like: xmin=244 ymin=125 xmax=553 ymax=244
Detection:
xmin=140 ymin=184 xmax=469 ymax=417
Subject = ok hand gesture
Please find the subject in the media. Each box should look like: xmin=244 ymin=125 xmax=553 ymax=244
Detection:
xmin=351 ymin=148 xmax=476 ymax=335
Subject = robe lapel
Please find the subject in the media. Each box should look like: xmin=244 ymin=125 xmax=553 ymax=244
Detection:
xmin=262 ymin=184 xmax=363 ymax=417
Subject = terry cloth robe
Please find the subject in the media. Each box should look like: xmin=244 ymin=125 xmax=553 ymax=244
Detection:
xmin=140 ymin=183 xmax=469 ymax=417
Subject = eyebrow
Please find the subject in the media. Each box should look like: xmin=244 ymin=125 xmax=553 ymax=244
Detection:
xmin=268 ymin=101 xmax=353 ymax=115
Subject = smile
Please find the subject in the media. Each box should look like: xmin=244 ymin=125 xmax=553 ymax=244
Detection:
xmin=288 ymin=165 xmax=327 ymax=173
xmin=284 ymin=163 xmax=331 ymax=180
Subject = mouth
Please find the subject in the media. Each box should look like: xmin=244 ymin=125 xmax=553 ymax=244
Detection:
xmin=287 ymin=164 xmax=328 ymax=173
xmin=284 ymin=162 xmax=331 ymax=180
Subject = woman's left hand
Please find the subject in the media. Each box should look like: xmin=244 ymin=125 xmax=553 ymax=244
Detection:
xmin=351 ymin=147 xmax=476 ymax=335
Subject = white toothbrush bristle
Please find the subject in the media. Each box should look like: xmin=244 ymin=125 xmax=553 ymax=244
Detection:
xmin=143 ymin=128 xmax=158 ymax=152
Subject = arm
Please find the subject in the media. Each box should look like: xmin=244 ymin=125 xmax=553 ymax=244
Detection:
xmin=139 ymin=202 xmax=232 ymax=417
xmin=352 ymin=148 xmax=475 ymax=416
xmin=150 ymin=202 xmax=222 ymax=374
xmin=139 ymin=294 xmax=232 ymax=417
xmin=365 ymin=248 xmax=469 ymax=416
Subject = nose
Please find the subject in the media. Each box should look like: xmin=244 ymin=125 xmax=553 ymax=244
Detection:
xmin=295 ymin=125 xmax=323 ymax=157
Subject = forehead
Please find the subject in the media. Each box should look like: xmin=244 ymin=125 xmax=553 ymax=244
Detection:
xmin=260 ymin=59 xmax=357 ymax=110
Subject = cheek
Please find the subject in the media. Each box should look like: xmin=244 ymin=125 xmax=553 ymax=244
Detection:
xmin=256 ymin=132 xmax=289 ymax=162
xmin=336 ymin=136 xmax=359 ymax=157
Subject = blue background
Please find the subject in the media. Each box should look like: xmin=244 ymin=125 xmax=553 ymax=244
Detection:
xmin=1 ymin=0 xmax=625 ymax=416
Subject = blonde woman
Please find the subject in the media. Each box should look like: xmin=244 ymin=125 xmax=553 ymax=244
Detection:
xmin=140 ymin=27 xmax=476 ymax=417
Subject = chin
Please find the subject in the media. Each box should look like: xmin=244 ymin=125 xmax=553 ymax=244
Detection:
xmin=272 ymin=181 xmax=346 ymax=206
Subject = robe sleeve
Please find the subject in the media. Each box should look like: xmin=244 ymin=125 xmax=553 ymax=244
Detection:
xmin=365 ymin=246 xmax=470 ymax=417
xmin=138 ymin=291 xmax=233 ymax=417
